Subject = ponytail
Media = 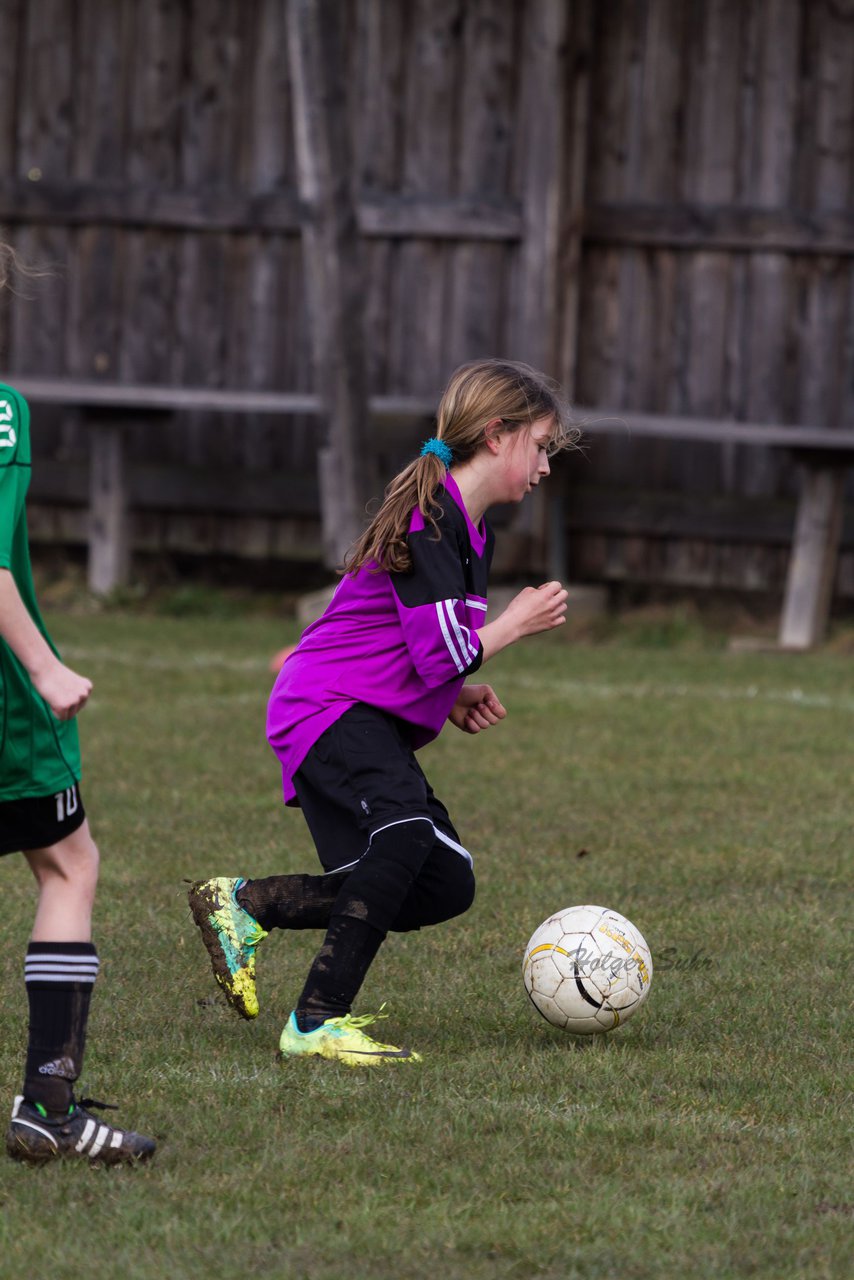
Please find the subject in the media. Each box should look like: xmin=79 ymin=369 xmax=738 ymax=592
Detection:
xmin=344 ymin=451 xmax=449 ymax=574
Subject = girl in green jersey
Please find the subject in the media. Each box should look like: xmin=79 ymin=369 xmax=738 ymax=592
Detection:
xmin=0 ymin=240 xmax=155 ymax=1165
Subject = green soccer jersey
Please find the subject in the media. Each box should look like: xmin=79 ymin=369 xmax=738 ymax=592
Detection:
xmin=0 ymin=383 xmax=81 ymax=801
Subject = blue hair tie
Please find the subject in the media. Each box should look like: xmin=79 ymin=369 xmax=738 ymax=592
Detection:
xmin=420 ymin=437 xmax=453 ymax=468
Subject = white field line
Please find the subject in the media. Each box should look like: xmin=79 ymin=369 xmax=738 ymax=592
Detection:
xmin=63 ymin=646 xmax=854 ymax=713
xmin=506 ymin=673 xmax=854 ymax=714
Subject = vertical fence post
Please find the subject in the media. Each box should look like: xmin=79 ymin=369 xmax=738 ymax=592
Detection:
xmin=88 ymin=419 xmax=129 ymax=594
xmin=778 ymin=459 xmax=845 ymax=649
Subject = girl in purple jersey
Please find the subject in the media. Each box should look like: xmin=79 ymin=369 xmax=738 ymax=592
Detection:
xmin=189 ymin=358 xmax=577 ymax=1064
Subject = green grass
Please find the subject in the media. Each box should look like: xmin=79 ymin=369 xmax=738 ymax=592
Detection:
xmin=1 ymin=604 xmax=852 ymax=1279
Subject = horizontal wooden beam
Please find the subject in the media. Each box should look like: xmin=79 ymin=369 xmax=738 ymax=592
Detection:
xmin=4 ymin=181 xmax=853 ymax=255
xmin=585 ymin=203 xmax=854 ymax=257
xmin=0 ymin=180 xmax=522 ymax=241
xmin=10 ymin=378 xmax=854 ymax=452
xmin=564 ymin=485 xmax=854 ymax=548
xmin=8 ymin=376 xmax=437 ymax=418
xmin=576 ymin=409 xmax=854 ymax=452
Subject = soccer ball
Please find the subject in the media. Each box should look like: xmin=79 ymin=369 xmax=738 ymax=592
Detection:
xmin=522 ymin=904 xmax=653 ymax=1035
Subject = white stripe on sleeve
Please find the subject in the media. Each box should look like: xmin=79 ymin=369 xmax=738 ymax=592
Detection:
xmin=444 ymin=600 xmax=479 ymax=663
xmin=436 ymin=600 xmax=465 ymax=673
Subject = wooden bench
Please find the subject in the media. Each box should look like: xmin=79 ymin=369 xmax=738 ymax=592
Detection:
xmin=574 ymin=411 xmax=854 ymax=649
xmin=9 ymin=376 xmax=854 ymax=650
xmin=10 ymin=375 xmax=436 ymax=596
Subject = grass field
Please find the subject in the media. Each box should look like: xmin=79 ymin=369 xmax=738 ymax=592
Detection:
xmin=0 ymin=597 xmax=851 ymax=1280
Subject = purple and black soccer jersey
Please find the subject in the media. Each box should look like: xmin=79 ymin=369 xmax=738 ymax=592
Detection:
xmin=267 ymin=472 xmax=494 ymax=805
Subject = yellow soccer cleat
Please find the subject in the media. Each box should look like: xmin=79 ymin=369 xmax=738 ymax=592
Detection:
xmin=187 ymin=876 xmax=268 ymax=1019
xmin=278 ymin=1008 xmax=422 ymax=1066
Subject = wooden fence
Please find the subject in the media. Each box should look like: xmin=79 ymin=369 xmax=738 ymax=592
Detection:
xmin=0 ymin=0 xmax=852 ymax=607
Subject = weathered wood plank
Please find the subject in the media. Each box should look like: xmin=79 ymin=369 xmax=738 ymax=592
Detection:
xmin=242 ymin=0 xmax=294 ymax=188
xmin=10 ymin=0 xmax=73 ymax=374
xmin=353 ymin=0 xmax=404 ymax=393
xmin=794 ymin=3 xmax=854 ymax=434
xmin=513 ymin=0 xmax=568 ymax=372
xmin=445 ymin=0 xmax=515 ymax=365
xmin=27 ymin=501 xmax=326 ymax=565
xmin=0 ymin=0 xmax=19 ymax=364
xmin=0 ymin=180 xmax=523 ymax=240
xmin=67 ymin=0 xmax=132 ymax=384
xmin=0 ymin=0 xmax=22 ymax=174
xmin=287 ymin=0 xmax=376 ymax=565
xmin=563 ymin=484 xmax=854 ymax=548
xmin=511 ymin=0 xmax=570 ymax=571
xmin=122 ymin=0 xmax=184 ymax=428
xmin=355 ymin=0 xmax=404 ymax=193
xmin=557 ymin=0 xmax=594 ymax=400
xmin=388 ymin=0 xmax=460 ymax=398
xmin=177 ymin=1 xmax=248 ymax=466
xmin=233 ymin=0 xmax=297 ymax=473
xmin=678 ymin=0 xmax=743 ymax=493
xmin=586 ymin=0 xmax=635 ymax=204
xmin=637 ymin=0 xmax=687 ymax=202
xmin=181 ymin=0 xmax=245 ymax=186
xmin=13 ymin=183 xmax=849 ymax=254
xmin=31 ymin=457 xmax=321 ymax=518
xmin=583 ymin=205 xmax=854 ymax=255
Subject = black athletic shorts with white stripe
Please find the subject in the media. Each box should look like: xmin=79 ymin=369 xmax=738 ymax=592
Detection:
xmin=0 ymin=784 xmax=86 ymax=856
xmin=294 ymin=703 xmax=472 ymax=874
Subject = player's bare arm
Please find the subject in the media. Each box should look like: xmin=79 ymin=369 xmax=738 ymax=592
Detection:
xmin=0 ymin=568 xmax=92 ymax=720
xmin=477 ymin=581 xmax=568 ymax=664
xmin=448 ymin=683 xmax=507 ymax=734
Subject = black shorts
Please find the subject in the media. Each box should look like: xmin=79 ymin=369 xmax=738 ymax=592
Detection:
xmin=294 ymin=704 xmax=470 ymax=873
xmin=0 ymin=784 xmax=86 ymax=857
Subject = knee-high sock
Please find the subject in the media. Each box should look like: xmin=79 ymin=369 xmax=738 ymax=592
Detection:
xmin=295 ymin=915 xmax=386 ymax=1028
xmin=236 ymin=869 xmax=349 ymax=931
xmin=295 ymin=819 xmax=435 ymax=1027
xmin=23 ymin=942 xmax=99 ymax=1113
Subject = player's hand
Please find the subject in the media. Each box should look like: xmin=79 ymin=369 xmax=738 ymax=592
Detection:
xmin=448 ymin=683 xmax=507 ymax=734
xmin=503 ymin=581 xmax=568 ymax=636
xmin=33 ymin=661 xmax=93 ymax=721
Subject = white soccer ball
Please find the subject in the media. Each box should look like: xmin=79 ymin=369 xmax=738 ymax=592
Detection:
xmin=522 ymin=904 xmax=653 ymax=1035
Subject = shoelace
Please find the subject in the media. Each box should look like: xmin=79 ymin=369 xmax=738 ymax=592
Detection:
xmin=333 ymin=1003 xmax=390 ymax=1030
xmin=74 ymin=1097 xmax=120 ymax=1114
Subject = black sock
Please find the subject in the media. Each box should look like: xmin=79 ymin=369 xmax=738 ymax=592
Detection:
xmin=293 ymin=821 xmax=436 ymax=1028
xmin=295 ymin=914 xmax=385 ymax=1030
xmin=236 ymin=870 xmax=348 ymax=932
xmin=23 ymin=942 xmax=99 ymax=1113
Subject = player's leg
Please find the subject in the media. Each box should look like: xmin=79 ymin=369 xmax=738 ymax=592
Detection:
xmin=186 ymin=866 xmax=351 ymax=1019
xmin=187 ymin=706 xmax=385 ymax=1019
xmin=279 ymin=707 xmax=454 ymax=1065
xmin=188 ymin=712 xmax=475 ymax=1034
xmin=389 ymin=838 xmax=476 ymax=933
xmin=282 ymin=822 xmax=476 ymax=1063
xmin=4 ymin=798 xmax=155 ymax=1165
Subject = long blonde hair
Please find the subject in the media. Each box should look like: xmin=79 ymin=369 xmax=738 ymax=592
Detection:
xmin=0 ymin=238 xmax=46 ymax=294
xmin=0 ymin=239 xmax=18 ymax=291
xmin=345 ymin=358 xmax=577 ymax=575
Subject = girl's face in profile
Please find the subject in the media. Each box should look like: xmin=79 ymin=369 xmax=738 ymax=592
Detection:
xmin=493 ymin=415 xmax=554 ymax=503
